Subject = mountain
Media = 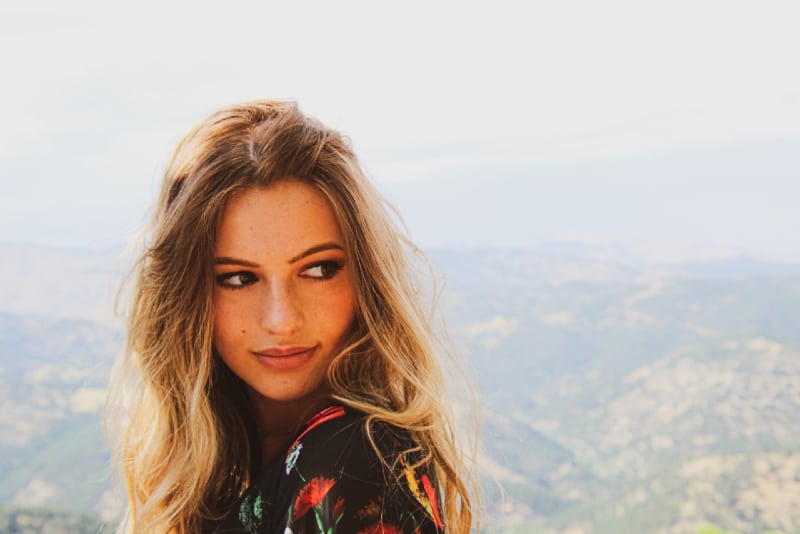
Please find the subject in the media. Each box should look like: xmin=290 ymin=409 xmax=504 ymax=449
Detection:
xmin=0 ymin=312 xmax=118 ymax=526
xmin=431 ymin=248 xmax=800 ymax=533
xmin=1 ymin=242 xmax=800 ymax=533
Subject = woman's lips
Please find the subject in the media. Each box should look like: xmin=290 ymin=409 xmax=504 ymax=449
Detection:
xmin=251 ymin=345 xmax=317 ymax=370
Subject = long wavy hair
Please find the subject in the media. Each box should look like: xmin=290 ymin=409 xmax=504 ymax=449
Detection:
xmin=106 ymin=100 xmax=477 ymax=533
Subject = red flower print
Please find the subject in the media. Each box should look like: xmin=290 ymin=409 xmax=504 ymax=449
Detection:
xmin=356 ymin=497 xmax=382 ymax=521
xmin=421 ymin=473 xmax=444 ymax=529
xmin=357 ymin=523 xmax=404 ymax=534
xmin=401 ymin=455 xmax=444 ymax=529
xmin=333 ymin=496 xmax=345 ymax=518
xmin=293 ymin=476 xmax=336 ymax=520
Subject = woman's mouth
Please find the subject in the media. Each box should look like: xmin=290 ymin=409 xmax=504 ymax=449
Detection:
xmin=251 ymin=345 xmax=318 ymax=370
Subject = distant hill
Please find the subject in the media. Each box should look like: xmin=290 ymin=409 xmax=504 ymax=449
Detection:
xmin=1 ymin=242 xmax=799 ymax=533
xmin=0 ymin=313 xmax=118 ymax=522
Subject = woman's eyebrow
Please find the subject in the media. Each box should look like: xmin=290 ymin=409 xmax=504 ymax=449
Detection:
xmin=214 ymin=257 xmax=260 ymax=267
xmin=289 ymin=242 xmax=344 ymax=264
xmin=214 ymin=243 xmax=344 ymax=267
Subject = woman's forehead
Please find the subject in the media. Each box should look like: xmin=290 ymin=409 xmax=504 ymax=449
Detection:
xmin=215 ymin=181 xmax=346 ymax=261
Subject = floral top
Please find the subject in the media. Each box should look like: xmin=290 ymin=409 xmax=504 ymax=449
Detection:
xmin=211 ymin=406 xmax=445 ymax=534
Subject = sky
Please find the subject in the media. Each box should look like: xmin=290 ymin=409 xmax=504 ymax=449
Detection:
xmin=1 ymin=0 xmax=798 ymax=259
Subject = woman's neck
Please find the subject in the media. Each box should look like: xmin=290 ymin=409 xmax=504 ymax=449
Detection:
xmin=246 ymin=386 xmax=333 ymax=465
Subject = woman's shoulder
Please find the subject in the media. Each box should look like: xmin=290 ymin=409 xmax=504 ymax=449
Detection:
xmin=285 ymin=405 xmax=418 ymax=477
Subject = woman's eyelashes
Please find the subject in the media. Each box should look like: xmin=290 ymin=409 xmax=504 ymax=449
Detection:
xmin=300 ymin=260 xmax=344 ymax=280
xmin=215 ymin=271 xmax=258 ymax=289
xmin=214 ymin=261 xmax=344 ymax=289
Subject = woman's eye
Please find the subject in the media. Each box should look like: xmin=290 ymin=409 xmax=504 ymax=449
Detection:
xmin=301 ymin=261 xmax=344 ymax=280
xmin=215 ymin=271 xmax=258 ymax=289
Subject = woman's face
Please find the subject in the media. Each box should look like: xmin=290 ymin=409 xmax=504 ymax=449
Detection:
xmin=213 ymin=180 xmax=357 ymax=407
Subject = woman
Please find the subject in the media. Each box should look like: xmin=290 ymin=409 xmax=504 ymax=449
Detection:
xmin=107 ymin=100 xmax=477 ymax=533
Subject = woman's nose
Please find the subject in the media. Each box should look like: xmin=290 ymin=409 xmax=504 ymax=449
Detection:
xmin=259 ymin=281 xmax=303 ymax=335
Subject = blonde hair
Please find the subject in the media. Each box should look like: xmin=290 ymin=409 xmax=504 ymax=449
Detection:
xmin=106 ymin=100 xmax=478 ymax=533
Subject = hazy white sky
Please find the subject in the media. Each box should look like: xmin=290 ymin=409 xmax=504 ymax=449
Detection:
xmin=1 ymin=0 xmax=798 ymax=256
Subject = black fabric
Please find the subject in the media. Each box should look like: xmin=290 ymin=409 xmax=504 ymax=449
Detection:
xmin=211 ymin=406 xmax=445 ymax=534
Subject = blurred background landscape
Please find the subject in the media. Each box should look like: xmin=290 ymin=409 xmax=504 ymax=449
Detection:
xmin=2 ymin=0 xmax=799 ymax=532
xmin=1 ymin=242 xmax=800 ymax=533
